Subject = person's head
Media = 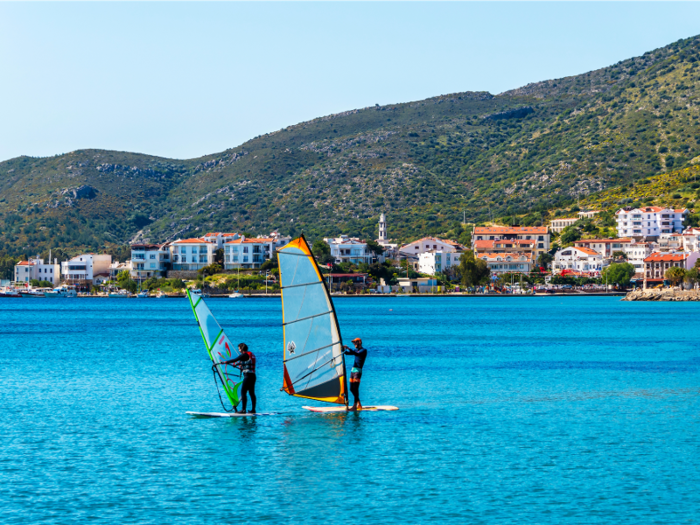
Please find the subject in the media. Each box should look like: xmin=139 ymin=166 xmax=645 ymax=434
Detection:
xmin=351 ymin=337 xmax=362 ymax=348
xmin=238 ymin=343 xmax=249 ymax=353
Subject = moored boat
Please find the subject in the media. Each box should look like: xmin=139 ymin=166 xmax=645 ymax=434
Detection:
xmin=44 ymin=286 xmax=78 ymax=298
xmin=108 ymin=289 xmax=131 ymax=298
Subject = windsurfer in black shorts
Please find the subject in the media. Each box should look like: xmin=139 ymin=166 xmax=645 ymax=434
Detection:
xmin=221 ymin=343 xmax=256 ymax=413
xmin=343 ymin=337 xmax=367 ymax=411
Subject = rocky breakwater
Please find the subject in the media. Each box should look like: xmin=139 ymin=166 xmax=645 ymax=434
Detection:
xmin=622 ymin=288 xmax=700 ymax=301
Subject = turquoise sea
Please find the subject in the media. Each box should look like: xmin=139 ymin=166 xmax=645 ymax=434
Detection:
xmin=2 ymin=296 xmax=700 ymax=523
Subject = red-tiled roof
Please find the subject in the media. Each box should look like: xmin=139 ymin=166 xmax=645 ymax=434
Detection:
xmin=474 ymin=239 xmax=535 ymax=249
xmin=226 ymin=238 xmax=269 ymax=244
xmin=644 ymin=252 xmax=689 ymax=262
xmin=573 ymin=247 xmax=600 ymax=256
xmin=17 ymin=261 xmax=30 ymax=266
xmin=575 ymin=238 xmax=632 ymax=244
xmin=173 ymin=238 xmax=213 ymax=244
xmin=473 ymin=226 xmax=548 ymax=234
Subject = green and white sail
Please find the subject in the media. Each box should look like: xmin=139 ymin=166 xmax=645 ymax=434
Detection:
xmin=187 ymin=290 xmax=241 ymax=408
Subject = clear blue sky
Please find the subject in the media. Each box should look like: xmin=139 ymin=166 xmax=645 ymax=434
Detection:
xmin=1 ymin=2 xmax=699 ymax=163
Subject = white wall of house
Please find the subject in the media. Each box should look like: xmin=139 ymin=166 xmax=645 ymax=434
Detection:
xmin=621 ymin=243 xmax=653 ymax=273
xmin=14 ymin=258 xmax=60 ymax=284
xmin=553 ymin=247 xmax=602 ymax=274
xmin=61 ymin=254 xmax=112 ymax=284
xmin=130 ymin=243 xmax=171 ymax=280
xmin=224 ymin=238 xmax=265 ymax=269
xmin=472 ymin=227 xmax=550 ymax=259
xmin=549 ymin=218 xmax=578 ymax=233
xmin=418 ymin=251 xmax=461 ymax=275
xmin=400 ymin=237 xmax=462 ymax=257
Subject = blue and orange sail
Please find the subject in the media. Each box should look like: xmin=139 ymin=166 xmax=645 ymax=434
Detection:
xmin=277 ymin=235 xmax=348 ymax=405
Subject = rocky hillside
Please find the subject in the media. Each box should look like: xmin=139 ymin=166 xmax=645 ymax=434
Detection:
xmin=1 ymin=34 xmax=700 ymax=258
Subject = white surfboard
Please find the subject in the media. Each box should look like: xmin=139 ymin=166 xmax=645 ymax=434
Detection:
xmin=186 ymin=411 xmax=276 ymax=418
xmin=302 ymin=405 xmax=399 ymax=413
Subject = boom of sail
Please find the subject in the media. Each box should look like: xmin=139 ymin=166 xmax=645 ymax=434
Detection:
xmin=187 ymin=290 xmax=242 ymax=409
xmin=277 ymin=235 xmax=347 ymax=405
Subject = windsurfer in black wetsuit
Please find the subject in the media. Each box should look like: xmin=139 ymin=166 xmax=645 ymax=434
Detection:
xmin=343 ymin=337 xmax=367 ymax=411
xmin=221 ymin=343 xmax=257 ymax=413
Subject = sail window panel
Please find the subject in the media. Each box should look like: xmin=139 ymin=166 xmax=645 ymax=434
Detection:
xmin=282 ymin=284 xmax=331 ymax=325
xmin=284 ymin=314 xmax=335 ymax=359
xmin=279 ymin=248 xmax=322 ymax=288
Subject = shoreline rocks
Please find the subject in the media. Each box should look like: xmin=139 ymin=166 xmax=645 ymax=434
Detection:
xmin=622 ymin=288 xmax=700 ymax=301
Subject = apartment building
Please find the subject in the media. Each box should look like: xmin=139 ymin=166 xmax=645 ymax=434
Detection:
xmin=224 ymin=237 xmax=266 ymax=269
xmin=616 ymin=206 xmax=687 ymax=239
xmin=130 ymin=243 xmax=171 ymax=280
xmin=474 ymin=238 xmax=536 ymax=256
xmin=472 ymin=227 xmax=549 ymax=259
xmin=170 ymin=239 xmax=215 ymax=271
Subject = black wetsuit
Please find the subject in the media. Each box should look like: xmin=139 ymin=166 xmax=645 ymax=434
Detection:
xmin=228 ymin=351 xmax=256 ymax=413
xmin=344 ymin=346 xmax=367 ymax=403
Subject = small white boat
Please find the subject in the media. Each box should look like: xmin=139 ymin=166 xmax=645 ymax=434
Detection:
xmin=19 ymin=288 xmax=48 ymax=298
xmin=108 ymin=290 xmax=131 ymax=298
xmin=136 ymin=291 xmax=150 ymax=298
xmin=44 ymin=286 xmax=77 ymax=298
xmin=156 ymin=291 xmax=166 ymax=298
xmin=190 ymin=289 xmax=210 ymax=298
xmin=229 ymin=291 xmax=244 ymax=298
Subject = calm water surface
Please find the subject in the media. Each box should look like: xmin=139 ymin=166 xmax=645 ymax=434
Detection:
xmin=2 ymin=297 xmax=699 ymax=523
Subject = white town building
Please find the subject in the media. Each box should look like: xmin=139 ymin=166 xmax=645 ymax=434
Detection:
xmin=224 ymin=237 xmax=266 ymax=269
xmin=14 ymin=257 xmax=60 ymax=285
xmin=418 ymin=251 xmax=462 ymax=276
xmin=621 ymin=242 xmax=654 ymax=274
xmin=573 ymin=238 xmax=633 ymax=258
xmin=616 ymin=206 xmax=687 ymax=239
xmin=61 ymin=254 xmax=112 ymax=286
xmin=170 ymin=238 xmax=215 ymax=271
xmin=644 ymin=251 xmax=700 ymax=285
xmin=324 ymin=236 xmax=375 ymax=265
xmin=552 ymin=246 xmax=602 ymax=275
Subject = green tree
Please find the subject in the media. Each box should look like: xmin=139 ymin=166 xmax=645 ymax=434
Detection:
xmin=119 ymin=278 xmax=138 ymax=293
xmin=602 ymin=262 xmax=636 ymax=286
xmin=560 ymin=226 xmax=582 ymax=245
xmin=456 ymin=250 xmax=490 ymax=287
xmin=312 ymin=240 xmax=334 ymax=265
xmin=214 ymin=248 xmax=224 ymax=265
xmin=665 ymin=266 xmax=686 ymax=286
xmin=198 ymin=263 xmax=222 ymax=277
xmin=365 ymin=239 xmax=385 ymax=257
xmin=611 ymin=251 xmax=627 ymax=260
xmin=537 ymin=252 xmax=554 ymax=269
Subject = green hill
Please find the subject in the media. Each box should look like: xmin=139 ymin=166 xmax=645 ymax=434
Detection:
xmin=1 ymin=34 xmax=700 ymax=261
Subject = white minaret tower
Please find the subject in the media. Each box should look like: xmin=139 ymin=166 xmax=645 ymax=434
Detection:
xmin=378 ymin=213 xmax=387 ymax=243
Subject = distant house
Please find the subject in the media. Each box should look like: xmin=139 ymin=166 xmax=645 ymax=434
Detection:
xmin=397 ymin=277 xmax=438 ymax=293
xmin=14 ymin=257 xmax=60 ymax=285
xmin=224 ymin=237 xmax=266 ymax=269
xmin=325 ymin=235 xmax=375 ymax=265
xmin=573 ymin=238 xmax=633 ymax=258
xmin=552 ymin=247 xmax=602 ymax=275
xmin=549 ymin=218 xmax=578 ymax=234
xmin=473 ymin=238 xmax=536 ymax=256
xmin=61 ymin=254 xmax=112 ymax=288
xmin=399 ymin=237 xmax=465 ymax=257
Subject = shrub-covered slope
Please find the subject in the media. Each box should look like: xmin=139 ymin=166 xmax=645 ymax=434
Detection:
xmin=1 ymin=35 xmax=699 ymax=257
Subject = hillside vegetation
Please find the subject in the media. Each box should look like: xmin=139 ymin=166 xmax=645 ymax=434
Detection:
xmin=1 ymin=35 xmax=700 ymax=260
